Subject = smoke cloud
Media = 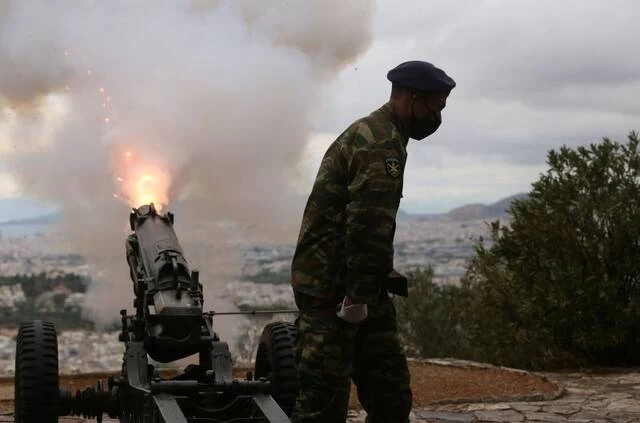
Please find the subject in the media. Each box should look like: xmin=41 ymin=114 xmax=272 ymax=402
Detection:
xmin=0 ymin=0 xmax=374 ymax=327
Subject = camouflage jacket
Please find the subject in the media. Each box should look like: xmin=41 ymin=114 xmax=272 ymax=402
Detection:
xmin=291 ymin=103 xmax=408 ymax=305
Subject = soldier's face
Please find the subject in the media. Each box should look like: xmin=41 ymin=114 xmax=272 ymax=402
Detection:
xmin=412 ymin=92 xmax=448 ymax=122
xmin=403 ymin=91 xmax=448 ymax=140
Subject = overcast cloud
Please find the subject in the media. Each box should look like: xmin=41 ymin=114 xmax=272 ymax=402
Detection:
xmin=1 ymin=0 xmax=639 ymax=215
xmin=309 ymin=0 xmax=639 ymax=212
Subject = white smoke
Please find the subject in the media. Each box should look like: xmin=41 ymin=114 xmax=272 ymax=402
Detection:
xmin=0 ymin=0 xmax=375 ymax=328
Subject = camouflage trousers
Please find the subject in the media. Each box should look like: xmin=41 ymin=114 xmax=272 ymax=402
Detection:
xmin=290 ymin=290 xmax=412 ymax=423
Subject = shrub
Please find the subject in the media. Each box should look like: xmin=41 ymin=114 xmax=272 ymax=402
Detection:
xmin=464 ymin=131 xmax=640 ymax=369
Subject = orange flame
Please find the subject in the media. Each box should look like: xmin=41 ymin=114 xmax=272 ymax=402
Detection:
xmin=114 ymin=149 xmax=171 ymax=211
xmin=134 ymin=173 xmax=165 ymax=207
xmin=127 ymin=168 xmax=171 ymax=211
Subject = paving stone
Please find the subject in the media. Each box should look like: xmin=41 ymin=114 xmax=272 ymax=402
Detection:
xmin=606 ymin=412 xmax=640 ymax=422
xmin=567 ymin=411 xmax=607 ymax=421
xmin=474 ymin=410 xmax=524 ymax=422
xmin=619 ymin=375 xmax=640 ymax=384
xmin=541 ymin=403 xmax=582 ymax=415
xmin=606 ymin=398 xmax=640 ymax=413
xmin=510 ymin=403 xmax=543 ymax=413
xmin=580 ymin=399 xmax=610 ymax=411
xmin=416 ymin=410 xmax=476 ymax=422
xmin=522 ymin=411 xmax=568 ymax=421
xmin=465 ymin=404 xmax=489 ymax=412
xmin=600 ymin=392 xmax=632 ymax=400
xmin=481 ymin=403 xmax=514 ymax=411
xmin=466 ymin=403 xmax=512 ymax=412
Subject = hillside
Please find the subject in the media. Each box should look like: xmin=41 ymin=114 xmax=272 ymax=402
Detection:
xmin=0 ymin=198 xmax=58 ymax=224
xmin=442 ymin=193 xmax=527 ymax=221
xmin=400 ymin=193 xmax=528 ymax=222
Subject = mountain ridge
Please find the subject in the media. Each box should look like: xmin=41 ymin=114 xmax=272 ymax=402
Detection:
xmin=399 ymin=192 xmax=528 ymax=222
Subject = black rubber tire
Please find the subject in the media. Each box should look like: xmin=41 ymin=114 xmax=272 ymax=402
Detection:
xmin=15 ymin=320 xmax=59 ymax=423
xmin=254 ymin=321 xmax=298 ymax=416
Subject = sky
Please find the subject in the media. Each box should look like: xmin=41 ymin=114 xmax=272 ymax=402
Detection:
xmin=1 ymin=0 xmax=639 ymax=215
xmin=307 ymin=0 xmax=640 ymax=212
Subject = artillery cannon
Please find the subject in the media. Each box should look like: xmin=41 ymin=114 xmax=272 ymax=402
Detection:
xmin=14 ymin=203 xmax=298 ymax=423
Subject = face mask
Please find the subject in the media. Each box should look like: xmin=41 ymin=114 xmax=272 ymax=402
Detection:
xmin=409 ymin=114 xmax=441 ymax=140
xmin=408 ymin=96 xmax=442 ymax=140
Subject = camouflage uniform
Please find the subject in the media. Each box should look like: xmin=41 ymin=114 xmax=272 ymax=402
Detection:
xmin=290 ymin=102 xmax=412 ymax=423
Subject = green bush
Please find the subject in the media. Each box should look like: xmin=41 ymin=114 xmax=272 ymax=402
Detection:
xmin=396 ymin=132 xmax=640 ymax=370
xmin=464 ymin=131 xmax=640 ymax=369
xmin=394 ymin=267 xmax=471 ymax=358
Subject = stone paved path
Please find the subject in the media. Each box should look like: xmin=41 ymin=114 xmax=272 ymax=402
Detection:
xmin=347 ymin=368 xmax=640 ymax=422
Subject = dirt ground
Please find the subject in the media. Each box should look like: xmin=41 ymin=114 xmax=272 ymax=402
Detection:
xmin=350 ymin=360 xmax=557 ymax=408
xmin=0 ymin=361 xmax=557 ymax=417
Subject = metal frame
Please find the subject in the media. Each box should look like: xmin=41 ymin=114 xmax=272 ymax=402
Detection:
xmin=55 ymin=205 xmax=294 ymax=422
xmin=59 ymin=312 xmax=293 ymax=422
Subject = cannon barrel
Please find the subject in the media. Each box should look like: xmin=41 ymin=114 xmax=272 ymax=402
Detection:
xmin=126 ymin=203 xmax=203 ymax=362
xmin=129 ymin=204 xmax=191 ymax=293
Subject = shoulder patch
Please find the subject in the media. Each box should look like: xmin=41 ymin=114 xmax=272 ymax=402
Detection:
xmin=385 ymin=158 xmax=401 ymax=178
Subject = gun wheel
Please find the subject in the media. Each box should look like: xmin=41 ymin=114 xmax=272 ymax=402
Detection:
xmin=254 ymin=321 xmax=298 ymax=416
xmin=15 ymin=320 xmax=59 ymax=423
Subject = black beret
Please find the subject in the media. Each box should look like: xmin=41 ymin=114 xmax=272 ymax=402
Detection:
xmin=387 ymin=61 xmax=456 ymax=94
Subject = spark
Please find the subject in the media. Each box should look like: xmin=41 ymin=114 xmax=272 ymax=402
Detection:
xmin=65 ymin=86 xmax=70 ymax=91
xmin=106 ymin=97 xmax=111 ymax=102
xmin=113 ymin=193 xmax=119 ymax=198
xmin=87 ymin=70 xmax=92 ymax=75
xmin=104 ymin=117 xmax=110 ymax=123
xmin=125 ymin=151 xmax=132 ymax=159
xmin=116 ymin=177 xmax=124 ymax=182
xmin=64 ymin=50 xmax=69 ymax=57
xmin=102 ymin=103 xmax=107 ymax=109
xmin=99 ymin=87 xmax=105 ymax=94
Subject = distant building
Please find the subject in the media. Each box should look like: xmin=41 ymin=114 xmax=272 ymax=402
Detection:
xmin=0 ymin=284 xmax=27 ymax=309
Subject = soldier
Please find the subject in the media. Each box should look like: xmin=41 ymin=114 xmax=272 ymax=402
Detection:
xmin=290 ymin=60 xmax=456 ymax=423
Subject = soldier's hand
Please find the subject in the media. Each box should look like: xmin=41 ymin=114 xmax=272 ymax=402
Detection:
xmin=336 ymin=296 xmax=368 ymax=323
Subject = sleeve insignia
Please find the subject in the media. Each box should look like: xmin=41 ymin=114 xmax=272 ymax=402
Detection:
xmin=385 ymin=158 xmax=401 ymax=178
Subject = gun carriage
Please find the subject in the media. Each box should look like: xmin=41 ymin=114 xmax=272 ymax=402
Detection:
xmin=14 ymin=203 xmax=298 ymax=423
